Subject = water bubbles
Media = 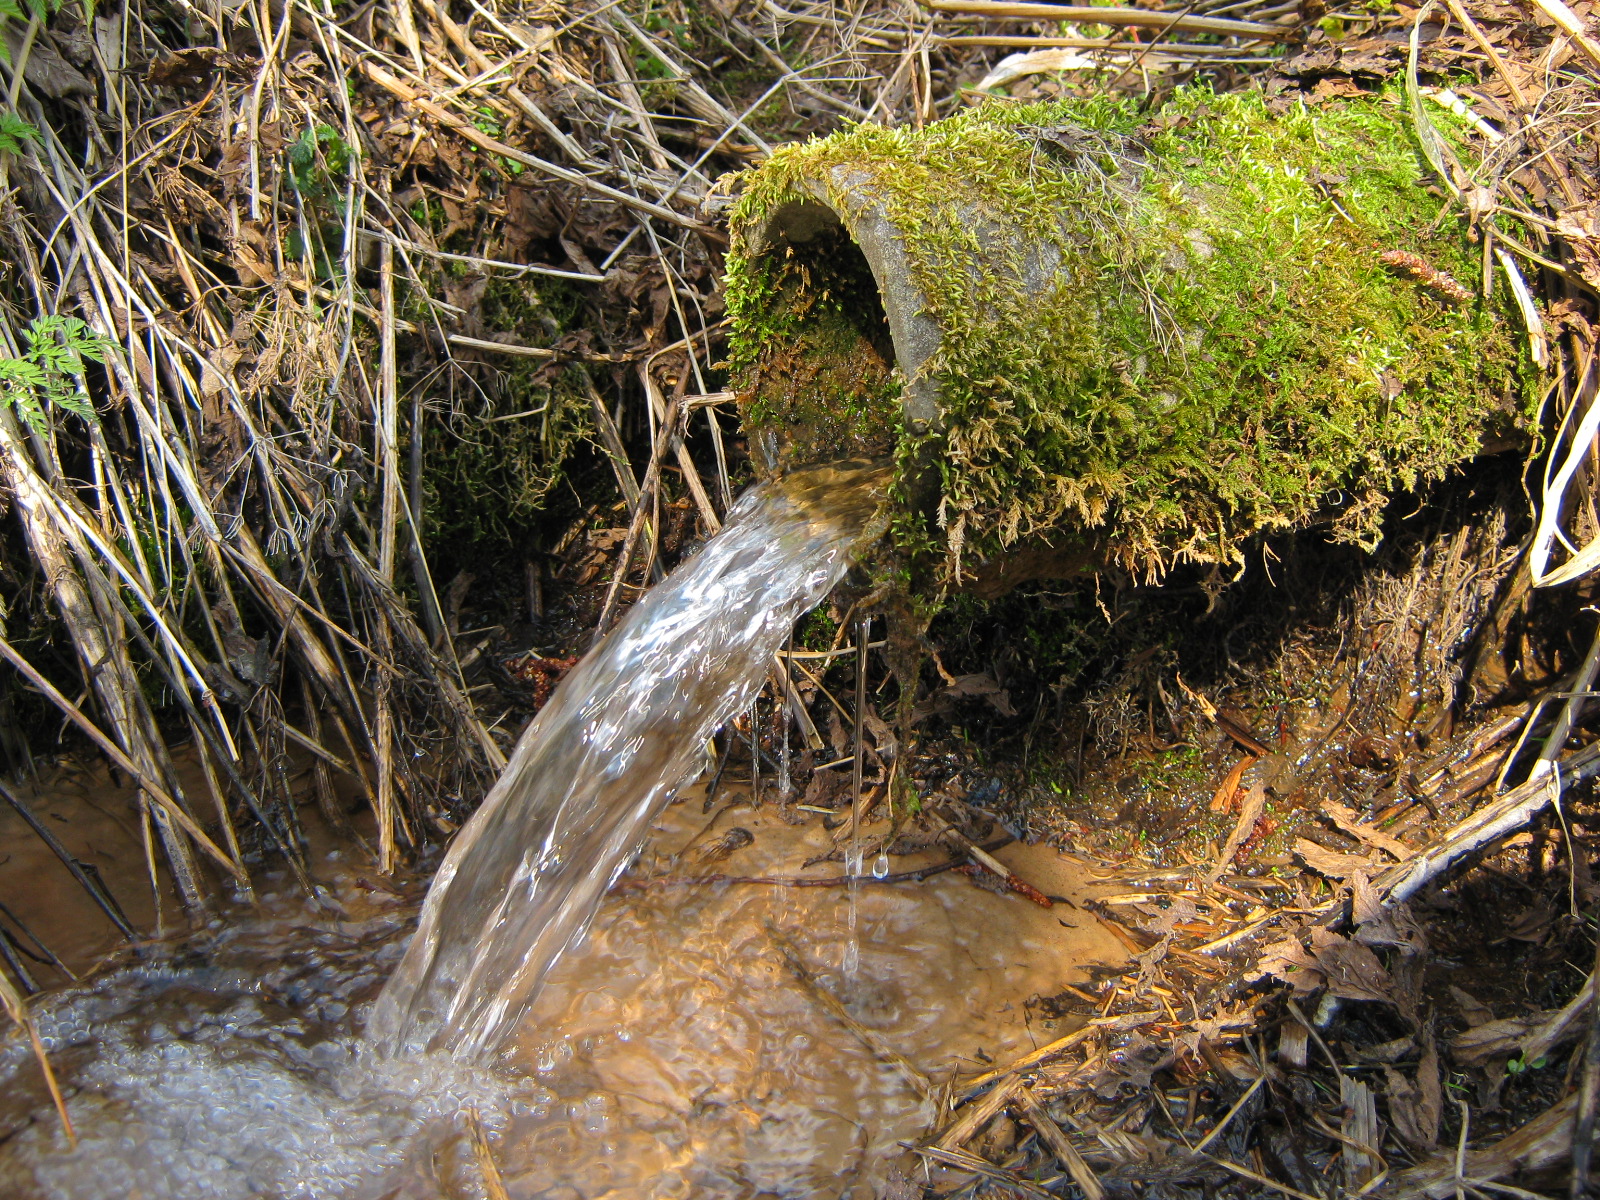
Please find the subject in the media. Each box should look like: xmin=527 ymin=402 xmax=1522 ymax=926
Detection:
xmin=533 ymin=1039 xmax=574 ymax=1073
xmin=580 ymin=1092 xmax=612 ymax=1134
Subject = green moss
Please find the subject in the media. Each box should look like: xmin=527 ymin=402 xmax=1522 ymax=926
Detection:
xmin=726 ymin=88 xmax=1539 ymax=593
xmin=726 ymin=223 xmax=903 ymax=470
xmin=418 ymin=277 xmax=593 ymax=559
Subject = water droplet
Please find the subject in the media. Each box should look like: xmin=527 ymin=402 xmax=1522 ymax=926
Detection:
xmin=872 ymin=852 xmax=889 ymax=879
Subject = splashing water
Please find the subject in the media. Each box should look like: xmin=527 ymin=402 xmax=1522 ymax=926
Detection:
xmin=369 ymin=461 xmax=886 ymax=1060
xmin=0 ymin=455 xmax=1128 ymax=1199
xmin=0 ymin=798 xmax=1118 ymax=1200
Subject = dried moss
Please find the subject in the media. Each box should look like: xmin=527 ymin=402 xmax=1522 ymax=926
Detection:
xmin=725 ymin=88 xmax=1539 ymax=592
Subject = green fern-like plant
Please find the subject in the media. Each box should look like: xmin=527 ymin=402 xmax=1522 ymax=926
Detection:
xmin=0 ymin=0 xmax=63 ymax=150
xmin=0 ymin=110 xmax=39 ymax=153
xmin=0 ymin=316 xmax=114 ymax=436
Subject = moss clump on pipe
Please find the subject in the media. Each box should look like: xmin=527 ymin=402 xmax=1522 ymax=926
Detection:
xmin=725 ymin=89 xmax=1538 ymax=592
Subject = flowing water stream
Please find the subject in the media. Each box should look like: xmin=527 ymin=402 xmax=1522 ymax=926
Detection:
xmin=0 ymin=460 xmax=1124 ymax=1197
xmin=371 ymin=460 xmax=887 ymax=1061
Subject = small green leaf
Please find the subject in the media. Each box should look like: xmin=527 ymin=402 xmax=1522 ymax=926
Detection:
xmin=0 ymin=314 xmax=115 ymax=434
xmin=0 ymin=110 xmax=40 ymax=155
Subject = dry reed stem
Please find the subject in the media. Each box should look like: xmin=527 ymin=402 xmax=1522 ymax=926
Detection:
xmin=0 ymin=966 xmax=74 ymax=1146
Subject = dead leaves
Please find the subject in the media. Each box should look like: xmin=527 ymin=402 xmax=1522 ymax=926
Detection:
xmin=1451 ymin=1012 xmax=1547 ymax=1066
xmin=1320 ymin=801 xmax=1415 ymax=861
xmin=1295 ymin=838 xmax=1388 ymax=880
xmin=1384 ymin=1034 xmax=1443 ymax=1149
xmin=1207 ymin=782 xmax=1267 ymax=883
xmin=1260 ymin=927 xmax=1402 ymax=1009
xmin=144 ymin=47 xmax=255 ymax=91
xmin=1208 ymin=754 xmax=1253 ymax=814
xmin=912 ymin=671 xmax=1018 ymax=723
xmin=1558 ymin=204 xmax=1600 ymax=290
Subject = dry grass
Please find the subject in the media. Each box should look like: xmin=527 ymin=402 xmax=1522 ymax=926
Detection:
xmin=1 ymin=0 xmax=1600 ymax=1189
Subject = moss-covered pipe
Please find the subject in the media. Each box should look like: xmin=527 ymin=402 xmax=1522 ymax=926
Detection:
xmin=725 ymin=90 xmax=1539 ymax=596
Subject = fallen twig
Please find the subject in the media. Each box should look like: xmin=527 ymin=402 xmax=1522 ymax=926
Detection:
xmin=1378 ymin=741 xmax=1600 ymax=904
xmin=920 ymin=0 xmax=1292 ymax=39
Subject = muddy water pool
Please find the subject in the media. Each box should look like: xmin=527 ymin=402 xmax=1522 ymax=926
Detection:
xmin=0 ymin=789 xmax=1124 ymax=1199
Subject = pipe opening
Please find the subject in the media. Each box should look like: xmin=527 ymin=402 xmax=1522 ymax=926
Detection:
xmin=734 ymin=200 xmax=903 ymax=475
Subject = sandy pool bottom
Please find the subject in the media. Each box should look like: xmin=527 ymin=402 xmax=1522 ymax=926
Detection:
xmin=0 ymin=790 xmax=1126 ymax=1199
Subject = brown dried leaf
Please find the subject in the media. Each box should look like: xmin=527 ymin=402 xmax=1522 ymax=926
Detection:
xmin=147 ymin=47 xmax=221 ymax=89
xmin=1498 ymin=900 xmax=1556 ymax=945
xmin=1354 ymin=877 xmax=1427 ymax=954
xmin=5 ymin=30 xmax=93 ymax=98
xmin=1276 ymin=927 xmax=1403 ymax=1007
xmin=1208 ymin=782 xmax=1267 ymax=882
xmin=1450 ymin=985 xmax=1495 ymax=1028
xmin=1451 ymin=1014 xmax=1549 ymax=1067
xmin=1557 ymin=205 xmax=1600 ymax=289
xmin=1295 ymin=838 xmax=1385 ymax=880
xmin=1258 ymin=932 xmax=1322 ymax=995
xmin=1312 ymin=928 xmax=1398 ymax=1005
xmin=1321 ymin=800 xmax=1415 ymax=860
xmin=1210 ymin=754 xmax=1254 ymax=814
xmin=1354 ymin=1035 xmax=1415 ymax=1063
xmin=1384 ymin=1033 xmax=1442 ymax=1149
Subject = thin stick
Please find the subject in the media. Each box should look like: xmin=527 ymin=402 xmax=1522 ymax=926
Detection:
xmin=933 ymin=33 xmax=1266 ymax=50
xmin=1379 ymin=741 xmax=1600 ymax=904
xmin=0 ymin=776 xmax=136 ymax=939
xmin=1197 ymin=1152 xmax=1324 ymax=1200
xmin=593 ymin=396 xmax=683 ymax=642
xmin=850 ymin=615 xmax=870 ymax=847
xmin=361 ymin=62 xmax=700 ymax=228
xmin=1440 ymin=0 xmax=1527 ymax=108
xmin=957 ymin=1025 xmax=1099 ymax=1097
xmin=375 ymin=242 xmax=401 ymax=871
xmin=906 ymin=1141 xmax=1059 ymax=1200
xmin=0 ymin=968 xmax=75 ymax=1146
xmin=1017 ymin=1084 xmax=1105 ymax=1200
xmin=1190 ymin=1073 xmax=1266 ymax=1156
xmin=1531 ymin=618 xmax=1600 ymax=782
xmin=920 ymin=0 xmax=1289 ymax=38
xmin=0 ymin=635 xmax=245 ymax=881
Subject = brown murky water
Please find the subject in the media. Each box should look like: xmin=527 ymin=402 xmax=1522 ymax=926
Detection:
xmin=0 ymin=786 xmax=1124 ymax=1199
xmin=0 ymin=461 xmax=1128 ymax=1197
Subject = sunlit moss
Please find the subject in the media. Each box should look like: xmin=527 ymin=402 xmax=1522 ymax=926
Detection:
xmin=726 ymin=88 xmax=1538 ymax=595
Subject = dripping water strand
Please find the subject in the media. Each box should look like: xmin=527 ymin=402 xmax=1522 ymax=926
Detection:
xmin=843 ymin=614 xmax=871 ymax=980
xmin=778 ymin=630 xmax=794 ymax=803
xmin=748 ymin=702 xmax=761 ymax=806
